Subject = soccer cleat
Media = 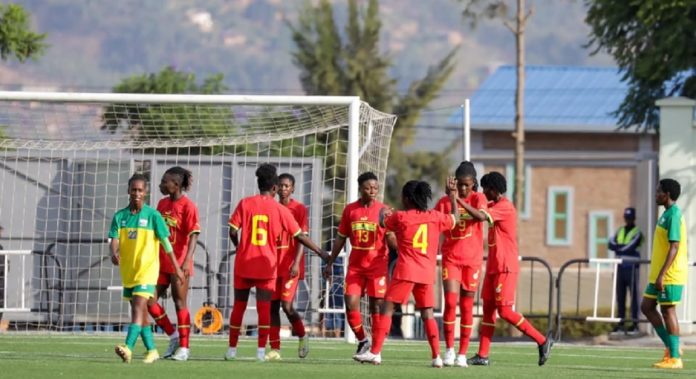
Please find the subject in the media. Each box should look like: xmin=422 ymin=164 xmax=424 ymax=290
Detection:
xmin=432 ymin=356 xmax=444 ymax=368
xmin=265 ymin=349 xmax=282 ymax=361
xmin=354 ymin=351 xmax=381 ymax=365
xmin=143 ymin=350 xmax=160 ymax=364
xmin=298 ymin=335 xmax=309 ymax=358
xmin=355 ymin=339 xmax=371 ymax=355
xmin=443 ymin=348 xmax=456 ymax=366
xmin=163 ymin=337 xmax=180 ymax=359
xmin=115 ymin=344 xmax=132 ymax=363
xmin=538 ymin=333 xmax=554 ymax=366
xmin=467 ymin=354 xmax=490 ymax=366
xmin=455 ymin=355 xmax=469 ymax=368
xmin=654 ymin=357 xmax=683 ymax=369
xmin=224 ymin=347 xmax=237 ymax=360
xmin=256 ymin=348 xmax=267 ymax=362
xmin=655 ymin=348 xmax=684 ymax=366
xmin=171 ymin=347 xmax=190 ymax=361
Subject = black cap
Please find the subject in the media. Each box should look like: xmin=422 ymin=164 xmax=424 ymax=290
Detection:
xmin=624 ymin=207 xmax=636 ymax=219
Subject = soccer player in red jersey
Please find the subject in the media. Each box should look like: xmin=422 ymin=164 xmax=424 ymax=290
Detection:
xmin=225 ymin=164 xmax=326 ymax=362
xmin=434 ymin=162 xmax=489 ymax=367
xmin=267 ymin=173 xmax=327 ymax=360
xmin=355 ymin=178 xmax=458 ymax=367
xmin=467 ymin=171 xmax=553 ymax=367
xmin=147 ymin=166 xmax=201 ymax=362
xmin=323 ymin=172 xmax=396 ymax=357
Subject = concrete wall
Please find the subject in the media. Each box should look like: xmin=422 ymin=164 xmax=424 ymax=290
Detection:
xmin=657 ymin=97 xmax=696 ymax=332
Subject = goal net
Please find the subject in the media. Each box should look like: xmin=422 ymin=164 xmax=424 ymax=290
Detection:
xmin=0 ymin=91 xmax=395 ymax=338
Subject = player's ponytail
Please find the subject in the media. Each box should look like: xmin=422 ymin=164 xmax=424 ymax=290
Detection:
xmin=402 ymin=180 xmax=431 ymax=211
xmin=165 ymin=166 xmax=193 ymax=192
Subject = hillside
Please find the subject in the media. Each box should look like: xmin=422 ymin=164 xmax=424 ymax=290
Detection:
xmin=3 ymin=0 xmax=613 ymax=107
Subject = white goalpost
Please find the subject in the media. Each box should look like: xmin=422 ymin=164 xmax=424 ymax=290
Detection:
xmin=0 ymin=91 xmax=396 ymax=340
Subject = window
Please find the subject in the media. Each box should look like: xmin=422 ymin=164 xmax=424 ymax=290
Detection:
xmin=546 ymin=186 xmax=573 ymax=246
xmin=506 ymin=164 xmax=532 ymax=219
xmin=588 ymin=211 xmax=613 ymax=259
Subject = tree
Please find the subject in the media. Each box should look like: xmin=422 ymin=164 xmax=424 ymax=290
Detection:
xmin=459 ymin=0 xmax=531 ymax=226
xmin=288 ymin=0 xmax=458 ymax=204
xmin=0 ymin=3 xmax=47 ymax=63
xmin=0 ymin=3 xmax=47 ymax=140
xmin=102 ymin=66 xmax=231 ymax=141
xmin=585 ymin=1 xmax=696 ymax=129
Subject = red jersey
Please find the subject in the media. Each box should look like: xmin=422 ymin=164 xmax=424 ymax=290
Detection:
xmin=228 ymin=194 xmax=302 ymax=279
xmin=385 ymin=209 xmax=455 ymax=284
xmin=435 ymin=192 xmax=487 ymax=266
xmin=337 ymin=200 xmax=390 ymax=277
xmin=277 ymin=199 xmax=309 ymax=279
xmin=486 ymin=197 xmax=519 ymax=274
xmin=157 ymin=195 xmax=201 ymax=274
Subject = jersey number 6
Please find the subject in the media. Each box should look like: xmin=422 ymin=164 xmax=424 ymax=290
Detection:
xmin=251 ymin=214 xmax=268 ymax=246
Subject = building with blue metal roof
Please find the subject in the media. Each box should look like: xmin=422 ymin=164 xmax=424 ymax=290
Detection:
xmin=447 ymin=65 xmax=657 ymax=275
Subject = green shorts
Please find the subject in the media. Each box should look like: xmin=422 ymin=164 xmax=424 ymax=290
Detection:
xmin=122 ymin=284 xmax=156 ymax=300
xmin=644 ymin=283 xmax=684 ymax=305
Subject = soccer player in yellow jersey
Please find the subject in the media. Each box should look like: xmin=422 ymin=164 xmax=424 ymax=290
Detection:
xmin=641 ymin=178 xmax=687 ymax=370
xmin=110 ymin=173 xmax=184 ymax=364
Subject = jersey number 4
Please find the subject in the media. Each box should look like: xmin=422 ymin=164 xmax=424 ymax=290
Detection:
xmin=251 ymin=214 xmax=268 ymax=246
xmin=413 ymin=224 xmax=428 ymax=255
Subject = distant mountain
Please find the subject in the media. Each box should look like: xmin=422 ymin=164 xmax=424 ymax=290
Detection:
xmin=5 ymin=0 xmax=613 ymax=107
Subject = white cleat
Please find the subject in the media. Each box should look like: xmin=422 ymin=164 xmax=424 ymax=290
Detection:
xmin=171 ymin=347 xmax=190 ymax=361
xmin=256 ymin=348 xmax=266 ymax=362
xmin=354 ymin=351 xmax=381 ymax=365
xmin=432 ymin=356 xmax=444 ymax=368
xmin=224 ymin=347 xmax=237 ymax=360
xmin=163 ymin=337 xmax=180 ymax=359
xmin=298 ymin=335 xmax=309 ymax=358
xmin=355 ymin=338 xmax=371 ymax=355
xmin=443 ymin=349 xmax=456 ymax=366
xmin=455 ymin=355 xmax=469 ymax=367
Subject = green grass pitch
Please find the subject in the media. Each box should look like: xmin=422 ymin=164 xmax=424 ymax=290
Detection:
xmin=0 ymin=335 xmax=693 ymax=378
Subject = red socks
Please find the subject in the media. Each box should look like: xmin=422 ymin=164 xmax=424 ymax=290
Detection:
xmin=347 ymin=310 xmax=366 ymax=341
xmin=478 ymin=301 xmax=497 ymax=357
xmin=423 ymin=318 xmax=441 ymax=359
xmin=459 ymin=295 xmax=474 ymax=355
xmin=498 ymin=305 xmax=545 ymax=345
xmin=370 ymin=313 xmax=391 ymax=354
xmin=228 ymin=300 xmax=247 ymax=347
xmin=443 ymin=292 xmax=458 ymax=349
xmin=148 ymin=303 xmax=175 ymax=335
xmin=256 ymin=300 xmax=271 ymax=348
xmin=176 ymin=308 xmax=191 ymax=348
xmin=290 ymin=317 xmax=306 ymax=338
xmin=270 ymin=326 xmax=281 ymax=349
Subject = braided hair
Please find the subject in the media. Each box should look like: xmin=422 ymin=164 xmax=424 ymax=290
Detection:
xmin=164 ymin=166 xmax=193 ymax=192
xmin=402 ymin=180 xmax=432 ymax=211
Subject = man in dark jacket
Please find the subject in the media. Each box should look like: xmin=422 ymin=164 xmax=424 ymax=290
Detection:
xmin=608 ymin=207 xmax=643 ymax=334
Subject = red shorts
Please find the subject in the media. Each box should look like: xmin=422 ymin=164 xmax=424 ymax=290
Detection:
xmin=442 ymin=263 xmax=482 ymax=292
xmin=481 ymin=272 xmax=518 ymax=306
xmin=345 ymin=270 xmax=388 ymax=298
xmin=234 ymin=275 xmax=275 ymax=292
xmin=271 ymin=276 xmax=301 ymax=302
xmin=385 ymin=279 xmax=434 ymax=309
xmin=157 ymin=272 xmax=173 ymax=286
